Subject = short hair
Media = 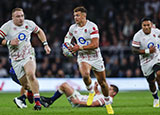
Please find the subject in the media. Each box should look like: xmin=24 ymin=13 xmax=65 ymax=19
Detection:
xmin=141 ymin=17 xmax=152 ymax=24
xmin=110 ymin=84 xmax=119 ymax=96
xmin=73 ymin=6 xmax=87 ymax=13
xmin=12 ymin=8 xmax=23 ymax=15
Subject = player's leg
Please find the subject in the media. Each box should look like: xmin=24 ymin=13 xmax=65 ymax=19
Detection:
xmin=93 ymin=70 xmax=109 ymax=97
xmin=24 ymin=60 xmax=41 ymax=110
xmin=147 ymin=72 xmax=159 ymax=107
xmin=154 ymin=64 xmax=160 ymax=90
xmin=156 ymin=77 xmax=160 ymax=91
xmin=152 ymin=64 xmax=160 ymax=107
xmin=10 ymin=66 xmax=34 ymax=104
xmin=79 ymin=62 xmax=92 ymax=90
xmin=41 ymin=82 xmax=74 ymax=107
xmin=94 ymin=70 xmax=114 ymax=114
xmin=14 ymin=75 xmax=29 ymax=109
xmin=78 ymin=62 xmax=95 ymax=105
xmin=20 ymin=87 xmax=26 ymax=96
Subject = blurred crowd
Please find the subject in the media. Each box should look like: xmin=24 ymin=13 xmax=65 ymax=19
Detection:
xmin=0 ymin=0 xmax=160 ymax=78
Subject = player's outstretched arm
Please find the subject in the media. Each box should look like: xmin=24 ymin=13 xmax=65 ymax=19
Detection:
xmin=90 ymin=100 xmax=102 ymax=107
xmin=36 ymin=28 xmax=51 ymax=54
xmin=0 ymin=37 xmax=19 ymax=46
xmin=132 ymin=46 xmax=156 ymax=55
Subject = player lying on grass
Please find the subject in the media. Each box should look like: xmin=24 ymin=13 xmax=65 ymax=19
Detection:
xmin=40 ymin=82 xmax=119 ymax=107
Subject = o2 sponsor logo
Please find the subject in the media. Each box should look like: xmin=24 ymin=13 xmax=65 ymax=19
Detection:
xmin=18 ymin=33 xmax=26 ymax=41
xmin=78 ymin=37 xmax=89 ymax=45
xmin=147 ymin=42 xmax=160 ymax=49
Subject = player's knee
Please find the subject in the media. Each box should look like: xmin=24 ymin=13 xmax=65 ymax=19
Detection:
xmin=26 ymin=71 xmax=35 ymax=81
xmin=81 ymin=71 xmax=90 ymax=78
xmin=61 ymin=82 xmax=68 ymax=88
xmin=156 ymin=70 xmax=160 ymax=77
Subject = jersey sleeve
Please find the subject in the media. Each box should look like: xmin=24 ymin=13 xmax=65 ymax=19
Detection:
xmin=64 ymin=25 xmax=73 ymax=43
xmin=89 ymin=23 xmax=99 ymax=39
xmin=132 ymin=33 xmax=140 ymax=47
xmin=0 ymin=21 xmax=9 ymax=38
xmin=96 ymin=97 xmax=105 ymax=106
xmin=154 ymin=28 xmax=160 ymax=37
xmin=27 ymin=20 xmax=40 ymax=33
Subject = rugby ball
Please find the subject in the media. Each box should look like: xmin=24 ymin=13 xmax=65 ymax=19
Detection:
xmin=62 ymin=42 xmax=74 ymax=57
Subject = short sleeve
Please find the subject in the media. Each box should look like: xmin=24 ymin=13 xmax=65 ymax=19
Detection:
xmin=154 ymin=28 xmax=160 ymax=37
xmin=0 ymin=21 xmax=10 ymax=38
xmin=27 ymin=20 xmax=40 ymax=33
xmin=89 ymin=23 xmax=99 ymax=39
xmin=64 ymin=25 xmax=74 ymax=43
xmin=132 ymin=33 xmax=140 ymax=47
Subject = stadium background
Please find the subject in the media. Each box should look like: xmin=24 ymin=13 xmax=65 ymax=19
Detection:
xmin=1 ymin=1 xmax=160 ymax=114
xmin=0 ymin=0 xmax=160 ymax=79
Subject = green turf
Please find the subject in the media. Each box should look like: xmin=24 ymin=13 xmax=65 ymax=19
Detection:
xmin=0 ymin=91 xmax=160 ymax=115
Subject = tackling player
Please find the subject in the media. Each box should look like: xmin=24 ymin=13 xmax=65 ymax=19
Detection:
xmin=40 ymin=82 xmax=119 ymax=107
xmin=132 ymin=17 xmax=160 ymax=107
xmin=0 ymin=8 xmax=51 ymax=110
xmin=63 ymin=6 xmax=114 ymax=114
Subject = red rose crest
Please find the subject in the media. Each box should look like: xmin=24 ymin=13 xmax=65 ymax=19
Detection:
xmin=25 ymin=25 xmax=28 ymax=29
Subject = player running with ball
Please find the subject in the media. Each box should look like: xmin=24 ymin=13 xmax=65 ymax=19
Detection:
xmin=63 ymin=6 xmax=114 ymax=114
xmin=132 ymin=17 xmax=160 ymax=107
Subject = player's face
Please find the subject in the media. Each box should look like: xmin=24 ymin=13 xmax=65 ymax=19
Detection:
xmin=109 ymin=86 xmax=116 ymax=97
xmin=142 ymin=21 xmax=152 ymax=34
xmin=12 ymin=11 xmax=24 ymax=26
xmin=73 ymin=11 xmax=86 ymax=25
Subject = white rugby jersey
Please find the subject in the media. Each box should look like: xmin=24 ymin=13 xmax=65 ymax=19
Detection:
xmin=64 ymin=20 xmax=102 ymax=60
xmin=0 ymin=20 xmax=40 ymax=60
xmin=79 ymin=94 xmax=105 ymax=106
xmin=132 ymin=28 xmax=160 ymax=76
xmin=69 ymin=93 xmax=105 ymax=107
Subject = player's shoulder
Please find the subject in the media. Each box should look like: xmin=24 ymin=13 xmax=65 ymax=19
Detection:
xmin=1 ymin=20 xmax=12 ymax=27
xmin=87 ymin=20 xmax=97 ymax=27
xmin=134 ymin=29 xmax=143 ymax=38
xmin=152 ymin=28 xmax=160 ymax=33
xmin=69 ymin=23 xmax=77 ymax=31
xmin=24 ymin=19 xmax=35 ymax=25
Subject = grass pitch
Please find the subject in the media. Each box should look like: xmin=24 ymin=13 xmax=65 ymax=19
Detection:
xmin=0 ymin=91 xmax=160 ymax=115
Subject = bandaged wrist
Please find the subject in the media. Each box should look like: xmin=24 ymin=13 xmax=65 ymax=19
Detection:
xmin=6 ymin=40 xmax=11 ymax=45
xmin=145 ymin=49 xmax=150 ymax=54
xmin=42 ymin=41 xmax=48 ymax=46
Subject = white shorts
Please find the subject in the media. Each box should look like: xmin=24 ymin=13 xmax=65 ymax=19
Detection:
xmin=77 ymin=57 xmax=105 ymax=72
xmin=141 ymin=54 xmax=160 ymax=76
xmin=11 ymin=55 xmax=35 ymax=79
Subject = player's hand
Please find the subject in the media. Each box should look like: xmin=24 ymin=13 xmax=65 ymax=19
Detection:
xmin=149 ymin=46 xmax=156 ymax=53
xmin=69 ymin=43 xmax=80 ymax=53
xmin=71 ymin=97 xmax=80 ymax=104
xmin=44 ymin=45 xmax=51 ymax=54
xmin=10 ymin=38 xmax=19 ymax=46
